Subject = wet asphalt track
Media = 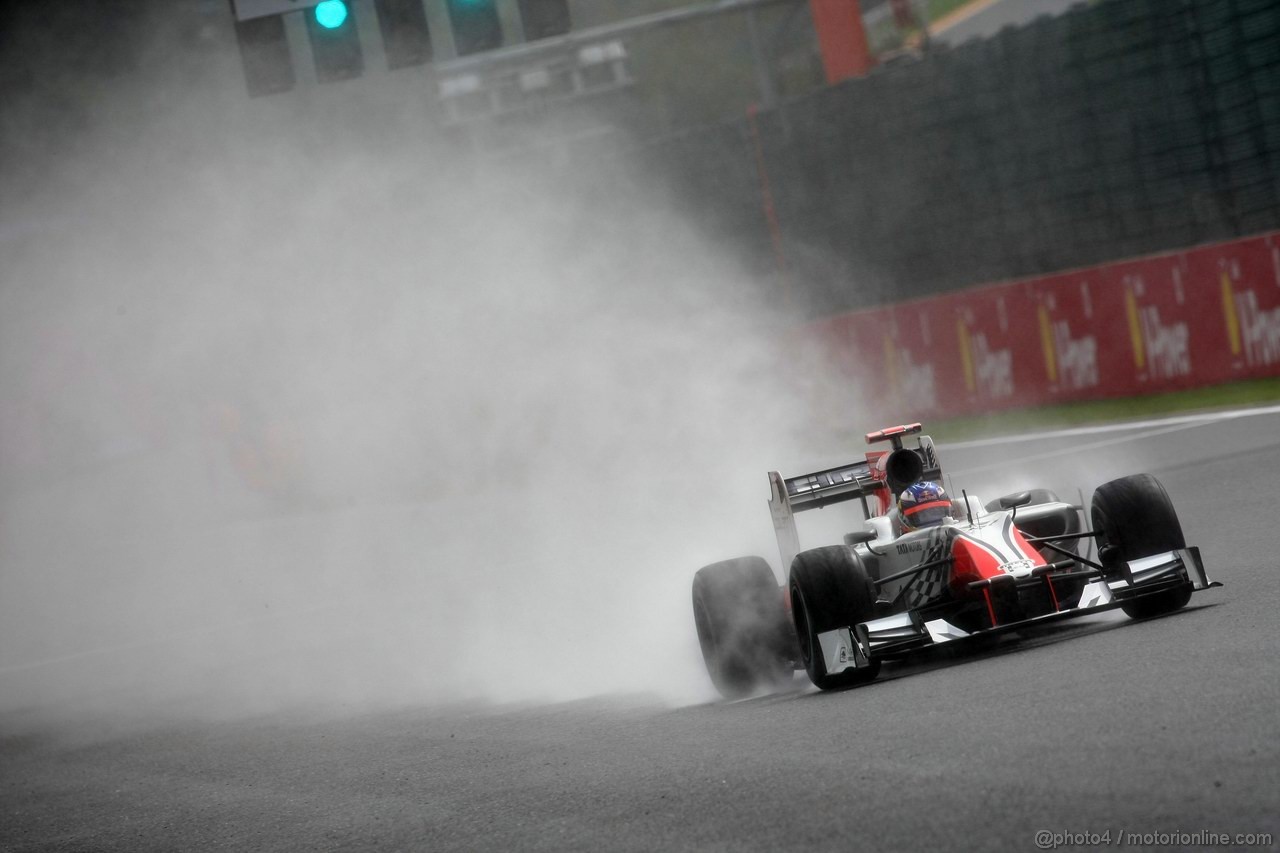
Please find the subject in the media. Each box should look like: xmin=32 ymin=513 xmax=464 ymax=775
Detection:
xmin=3 ymin=408 xmax=1279 ymax=852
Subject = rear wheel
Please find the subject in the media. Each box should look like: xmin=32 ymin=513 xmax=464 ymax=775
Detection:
xmin=1091 ymin=474 xmax=1192 ymax=619
xmin=692 ymin=557 xmax=793 ymax=698
xmin=789 ymin=546 xmax=881 ymax=690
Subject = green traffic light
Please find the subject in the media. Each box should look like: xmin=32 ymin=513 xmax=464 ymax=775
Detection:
xmin=314 ymin=0 xmax=348 ymax=29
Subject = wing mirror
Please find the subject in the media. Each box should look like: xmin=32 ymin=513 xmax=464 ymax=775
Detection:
xmin=998 ymin=491 xmax=1033 ymax=510
xmin=844 ymin=530 xmax=877 ymax=547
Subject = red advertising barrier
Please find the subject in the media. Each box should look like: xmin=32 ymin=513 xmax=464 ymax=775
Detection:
xmin=809 ymin=232 xmax=1280 ymax=419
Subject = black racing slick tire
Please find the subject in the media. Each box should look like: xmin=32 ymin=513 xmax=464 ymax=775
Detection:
xmin=788 ymin=546 xmax=881 ymax=691
xmin=692 ymin=557 xmax=794 ymax=698
xmin=1091 ymin=473 xmax=1193 ymax=619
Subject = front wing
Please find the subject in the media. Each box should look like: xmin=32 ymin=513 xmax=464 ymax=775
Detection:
xmin=816 ymin=547 xmax=1220 ymax=675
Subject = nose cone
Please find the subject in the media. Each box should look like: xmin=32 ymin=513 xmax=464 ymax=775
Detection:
xmin=948 ymin=524 xmax=1045 ymax=597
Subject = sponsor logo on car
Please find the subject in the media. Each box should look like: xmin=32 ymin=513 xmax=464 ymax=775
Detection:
xmin=1000 ymin=559 xmax=1036 ymax=575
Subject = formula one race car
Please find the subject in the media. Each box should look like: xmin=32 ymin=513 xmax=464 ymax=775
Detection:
xmin=691 ymin=423 xmax=1220 ymax=696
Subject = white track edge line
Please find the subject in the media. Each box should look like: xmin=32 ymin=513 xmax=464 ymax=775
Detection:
xmin=937 ymin=402 xmax=1280 ymax=450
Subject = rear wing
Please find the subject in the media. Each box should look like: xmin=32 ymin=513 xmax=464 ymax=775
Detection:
xmin=768 ymin=434 xmax=941 ymax=571
xmin=775 ymin=461 xmax=876 ymax=513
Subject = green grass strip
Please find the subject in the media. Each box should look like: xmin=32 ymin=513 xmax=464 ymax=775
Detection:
xmin=925 ymin=376 xmax=1280 ymax=443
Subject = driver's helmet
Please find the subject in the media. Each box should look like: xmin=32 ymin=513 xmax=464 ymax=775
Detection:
xmin=898 ymin=481 xmax=950 ymax=531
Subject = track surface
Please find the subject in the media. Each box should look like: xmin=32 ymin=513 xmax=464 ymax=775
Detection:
xmin=4 ymin=410 xmax=1280 ymax=852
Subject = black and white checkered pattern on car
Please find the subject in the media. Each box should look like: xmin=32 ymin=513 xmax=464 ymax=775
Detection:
xmin=901 ymin=560 xmax=948 ymax=608
xmin=896 ymin=529 xmax=952 ymax=609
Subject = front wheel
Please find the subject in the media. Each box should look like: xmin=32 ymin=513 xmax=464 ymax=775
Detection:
xmin=789 ymin=546 xmax=881 ymax=690
xmin=1091 ymin=473 xmax=1192 ymax=619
